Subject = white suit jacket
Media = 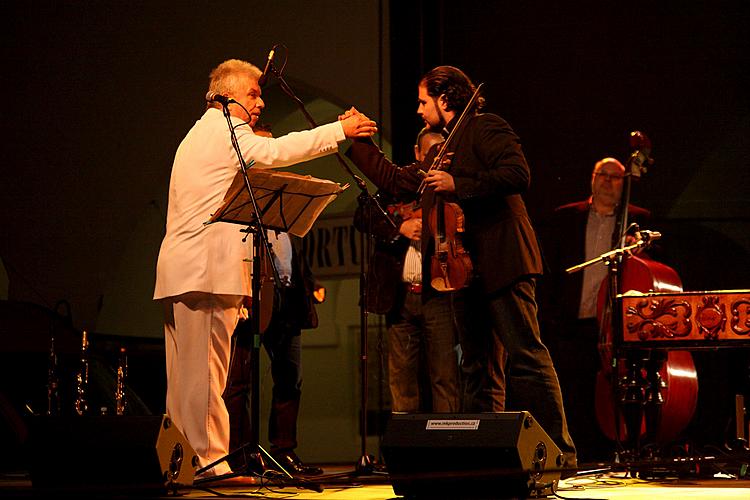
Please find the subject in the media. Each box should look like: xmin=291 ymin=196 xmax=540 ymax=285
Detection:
xmin=154 ymin=108 xmax=344 ymax=300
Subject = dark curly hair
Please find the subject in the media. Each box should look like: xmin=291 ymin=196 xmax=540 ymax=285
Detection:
xmin=419 ymin=65 xmax=485 ymax=112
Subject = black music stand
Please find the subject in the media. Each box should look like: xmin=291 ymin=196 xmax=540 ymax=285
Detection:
xmin=196 ymin=167 xmax=344 ymax=489
xmin=209 ymin=168 xmax=346 ymax=238
xmin=265 ymin=60 xmax=396 ymax=476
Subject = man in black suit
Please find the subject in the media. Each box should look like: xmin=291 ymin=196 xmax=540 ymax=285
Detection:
xmin=539 ymin=157 xmax=649 ymax=462
xmin=345 ymin=66 xmax=576 ymax=469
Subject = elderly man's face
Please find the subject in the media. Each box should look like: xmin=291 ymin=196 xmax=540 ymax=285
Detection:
xmin=229 ymin=75 xmax=264 ymax=127
xmin=591 ymin=161 xmax=626 ymax=209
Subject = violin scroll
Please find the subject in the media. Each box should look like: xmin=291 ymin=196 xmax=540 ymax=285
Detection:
xmin=627 ymin=130 xmax=655 ymax=178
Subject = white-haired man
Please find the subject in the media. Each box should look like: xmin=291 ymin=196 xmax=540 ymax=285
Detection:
xmin=154 ymin=59 xmax=376 ymax=477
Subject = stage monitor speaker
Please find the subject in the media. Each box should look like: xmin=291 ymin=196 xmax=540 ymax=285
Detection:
xmin=27 ymin=414 xmax=197 ymax=494
xmin=382 ymin=411 xmax=563 ymax=499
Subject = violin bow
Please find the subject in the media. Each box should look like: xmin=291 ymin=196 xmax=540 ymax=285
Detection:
xmin=418 ymin=82 xmax=485 ymax=194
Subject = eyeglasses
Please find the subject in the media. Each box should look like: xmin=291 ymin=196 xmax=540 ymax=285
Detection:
xmin=594 ymin=172 xmax=626 ymax=181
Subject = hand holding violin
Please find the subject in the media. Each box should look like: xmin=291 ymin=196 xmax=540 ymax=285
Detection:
xmin=424 ymin=170 xmax=455 ymax=193
xmin=399 ymin=217 xmax=422 ymax=241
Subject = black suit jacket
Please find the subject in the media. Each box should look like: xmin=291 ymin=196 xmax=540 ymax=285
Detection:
xmin=347 ymin=113 xmax=542 ymax=296
xmin=276 ymin=236 xmax=319 ymax=330
xmin=353 ymin=190 xmax=412 ymax=316
xmin=538 ymin=200 xmax=650 ymax=333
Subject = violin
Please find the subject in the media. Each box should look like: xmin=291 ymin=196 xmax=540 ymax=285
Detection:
xmin=387 ymin=199 xmax=421 ymax=222
xmin=385 ymin=159 xmax=473 ymax=292
xmin=429 ymin=199 xmax=473 ymax=291
xmin=421 ymin=84 xmax=485 ymax=292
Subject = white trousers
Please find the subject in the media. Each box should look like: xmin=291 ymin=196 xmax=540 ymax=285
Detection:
xmin=163 ymin=292 xmax=243 ymax=476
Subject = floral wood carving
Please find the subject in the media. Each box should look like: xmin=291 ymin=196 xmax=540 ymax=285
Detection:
xmin=626 ymin=298 xmax=692 ymax=341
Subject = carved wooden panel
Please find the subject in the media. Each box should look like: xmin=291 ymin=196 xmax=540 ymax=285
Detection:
xmin=621 ymin=290 xmax=750 ymax=345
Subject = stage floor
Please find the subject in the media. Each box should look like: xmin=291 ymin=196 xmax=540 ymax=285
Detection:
xmin=188 ymin=474 xmax=750 ymax=500
xmin=3 ymin=466 xmax=750 ymax=499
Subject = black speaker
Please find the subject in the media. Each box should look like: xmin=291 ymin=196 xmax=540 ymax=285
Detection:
xmin=27 ymin=414 xmax=197 ymax=494
xmin=382 ymin=412 xmax=563 ymax=499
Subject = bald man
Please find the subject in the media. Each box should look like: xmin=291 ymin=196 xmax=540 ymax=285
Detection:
xmin=539 ymin=157 xmax=650 ymax=462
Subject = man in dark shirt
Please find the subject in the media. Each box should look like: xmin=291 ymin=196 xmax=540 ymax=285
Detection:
xmin=539 ymin=157 xmax=649 ymax=462
xmin=354 ymin=127 xmax=464 ymax=414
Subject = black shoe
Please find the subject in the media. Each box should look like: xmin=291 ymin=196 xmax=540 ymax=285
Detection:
xmin=271 ymin=450 xmax=324 ymax=476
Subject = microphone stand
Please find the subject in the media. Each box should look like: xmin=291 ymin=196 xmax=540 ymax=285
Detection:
xmin=564 ymin=232 xmax=658 ymax=275
xmin=268 ymin=65 xmax=395 ymax=476
xmin=565 ymin=229 xmax=662 ymax=464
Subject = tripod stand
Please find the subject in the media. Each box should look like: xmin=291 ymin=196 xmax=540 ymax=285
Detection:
xmin=263 ymin=52 xmax=395 ymax=475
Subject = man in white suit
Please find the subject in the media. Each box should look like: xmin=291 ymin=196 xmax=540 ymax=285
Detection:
xmin=154 ymin=59 xmax=376 ymax=477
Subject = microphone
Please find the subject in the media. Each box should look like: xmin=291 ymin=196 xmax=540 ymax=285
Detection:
xmin=625 ymin=222 xmax=640 ymax=236
xmin=637 ymin=229 xmax=662 ymax=242
xmin=205 ymin=91 xmax=235 ymax=106
xmin=258 ymin=48 xmax=276 ymax=87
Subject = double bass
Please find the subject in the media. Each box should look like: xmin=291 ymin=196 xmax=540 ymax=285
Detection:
xmin=593 ymin=132 xmax=698 ymax=446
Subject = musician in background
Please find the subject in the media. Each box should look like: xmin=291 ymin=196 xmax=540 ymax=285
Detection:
xmin=345 ymin=66 xmax=576 ymax=470
xmin=222 ymin=124 xmax=324 ymax=477
xmin=224 ymin=233 xmax=325 ymax=476
xmin=539 ymin=157 xmax=649 ymax=462
xmin=354 ymin=127 xmax=463 ymax=413
xmin=153 ymin=58 xmax=376 ymax=477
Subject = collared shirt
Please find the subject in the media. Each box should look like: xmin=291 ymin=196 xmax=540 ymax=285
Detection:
xmin=578 ymin=207 xmax=616 ymax=318
xmin=268 ymin=231 xmax=293 ymax=286
xmin=402 ymin=240 xmax=422 ymax=284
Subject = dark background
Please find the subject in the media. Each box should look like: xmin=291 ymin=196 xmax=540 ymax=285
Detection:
xmin=388 ymin=1 xmax=750 ymax=449
xmin=391 ymin=3 xmax=748 ymax=261
xmin=2 ymin=1 xmax=747 ymax=330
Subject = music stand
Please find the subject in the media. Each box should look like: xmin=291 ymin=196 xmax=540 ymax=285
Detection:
xmin=210 ymin=168 xmax=346 ymax=238
xmin=196 ymin=167 xmax=344 ymax=488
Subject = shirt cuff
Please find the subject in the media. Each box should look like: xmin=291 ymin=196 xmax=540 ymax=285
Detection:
xmin=334 ymin=120 xmax=346 ymax=142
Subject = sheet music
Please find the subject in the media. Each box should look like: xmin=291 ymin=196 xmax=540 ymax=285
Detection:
xmin=208 ymin=168 xmax=347 ymax=237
